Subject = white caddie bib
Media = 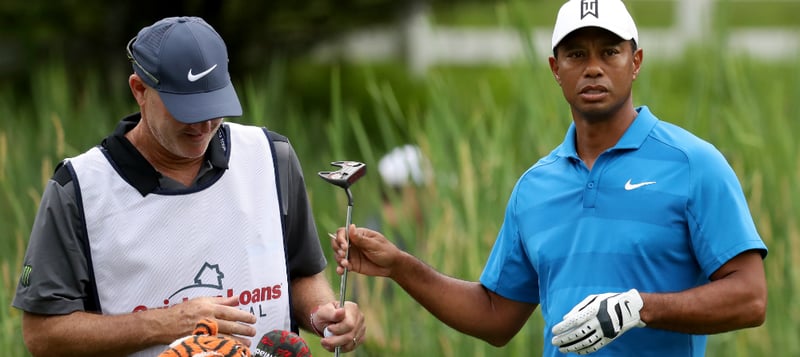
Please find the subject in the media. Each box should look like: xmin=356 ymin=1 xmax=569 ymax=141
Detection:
xmin=69 ymin=123 xmax=289 ymax=357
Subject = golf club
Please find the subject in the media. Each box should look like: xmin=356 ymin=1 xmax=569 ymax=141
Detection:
xmin=318 ymin=161 xmax=366 ymax=356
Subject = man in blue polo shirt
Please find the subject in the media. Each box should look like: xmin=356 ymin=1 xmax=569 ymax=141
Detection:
xmin=330 ymin=0 xmax=767 ymax=355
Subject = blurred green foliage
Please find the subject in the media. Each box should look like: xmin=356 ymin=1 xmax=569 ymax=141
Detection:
xmin=2 ymin=45 xmax=799 ymax=355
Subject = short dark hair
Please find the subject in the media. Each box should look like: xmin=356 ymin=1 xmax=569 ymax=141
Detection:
xmin=553 ymin=39 xmax=638 ymax=58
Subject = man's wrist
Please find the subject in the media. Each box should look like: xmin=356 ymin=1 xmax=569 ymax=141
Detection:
xmin=389 ymin=251 xmax=416 ymax=281
xmin=309 ymin=305 xmax=325 ymax=337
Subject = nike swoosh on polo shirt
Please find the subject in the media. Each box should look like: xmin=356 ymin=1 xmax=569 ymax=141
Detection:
xmin=624 ymin=179 xmax=656 ymax=191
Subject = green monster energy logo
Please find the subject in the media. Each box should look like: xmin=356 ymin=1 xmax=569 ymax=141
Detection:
xmin=20 ymin=265 xmax=32 ymax=287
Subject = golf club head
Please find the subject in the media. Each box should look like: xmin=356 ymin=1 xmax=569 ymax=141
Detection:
xmin=318 ymin=161 xmax=367 ymax=189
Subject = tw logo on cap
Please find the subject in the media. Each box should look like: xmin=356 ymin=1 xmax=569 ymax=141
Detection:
xmin=581 ymin=0 xmax=599 ymax=19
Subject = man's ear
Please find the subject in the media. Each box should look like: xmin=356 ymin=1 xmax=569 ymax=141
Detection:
xmin=632 ymin=48 xmax=643 ymax=80
xmin=549 ymin=56 xmax=561 ymax=85
xmin=129 ymin=74 xmax=147 ymax=105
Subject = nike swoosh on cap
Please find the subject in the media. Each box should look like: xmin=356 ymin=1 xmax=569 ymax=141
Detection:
xmin=624 ymin=179 xmax=656 ymax=191
xmin=187 ymin=64 xmax=218 ymax=82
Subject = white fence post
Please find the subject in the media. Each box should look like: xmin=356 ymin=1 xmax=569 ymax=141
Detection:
xmin=401 ymin=0 xmax=432 ymax=77
xmin=675 ymin=0 xmax=713 ymax=42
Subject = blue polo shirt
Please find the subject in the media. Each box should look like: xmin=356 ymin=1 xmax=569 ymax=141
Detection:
xmin=480 ymin=106 xmax=767 ymax=356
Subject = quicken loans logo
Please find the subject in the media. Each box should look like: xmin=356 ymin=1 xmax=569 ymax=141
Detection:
xmin=20 ymin=265 xmax=32 ymax=287
xmin=131 ymin=262 xmax=283 ymax=317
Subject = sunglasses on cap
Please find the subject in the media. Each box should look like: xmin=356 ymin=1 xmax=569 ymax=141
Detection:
xmin=126 ymin=37 xmax=160 ymax=85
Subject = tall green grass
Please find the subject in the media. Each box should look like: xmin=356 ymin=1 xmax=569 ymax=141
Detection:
xmin=1 ymin=48 xmax=798 ymax=356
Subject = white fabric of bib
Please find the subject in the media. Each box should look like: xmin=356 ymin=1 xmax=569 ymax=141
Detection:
xmin=69 ymin=123 xmax=289 ymax=357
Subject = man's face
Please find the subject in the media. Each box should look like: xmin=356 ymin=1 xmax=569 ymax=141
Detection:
xmin=141 ymin=87 xmax=223 ymax=160
xmin=549 ymin=27 xmax=642 ymax=122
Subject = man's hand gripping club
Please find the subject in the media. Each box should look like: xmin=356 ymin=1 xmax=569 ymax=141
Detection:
xmin=551 ymin=289 xmax=645 ymax=355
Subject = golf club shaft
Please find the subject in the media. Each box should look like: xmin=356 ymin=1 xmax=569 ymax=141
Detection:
xmin=334 ymin=204 xmax=353 ymax=357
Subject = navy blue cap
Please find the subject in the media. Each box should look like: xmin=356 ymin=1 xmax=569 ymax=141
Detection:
xmin=128 ymin=17 xmax=242 ymax=123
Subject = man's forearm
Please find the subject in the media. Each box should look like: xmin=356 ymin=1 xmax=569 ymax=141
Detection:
xmin=389 ymin=251 xmax=532 ymax=345
xmin=640 ymin=282 xmax=765 ymax=333
xmin=639 ymin=251 xmax=766 ymax=334
xmin=23 ymin=309 xmax=174 ymax=356
xmin=290 ymin=272 xmax=337 ymax=332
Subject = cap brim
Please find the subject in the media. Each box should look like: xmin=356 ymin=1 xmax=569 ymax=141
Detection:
xmin=552 ymin=25 xmax=636 ymax=50
xmin=158 ymin=82 xmax=242 ymax=124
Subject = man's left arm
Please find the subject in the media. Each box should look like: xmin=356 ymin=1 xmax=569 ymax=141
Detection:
xmin=551 ymin=250 xmax=766 ymax=355
xmin=642 ymin=147 xmax=768 ymax=333
xmin=640 ymin=249 xmax=766 ymax=333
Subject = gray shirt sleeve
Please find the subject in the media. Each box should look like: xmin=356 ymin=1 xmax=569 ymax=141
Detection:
xmin=13 ymin=163 xmax=94 ymax=315
xmin=273 ymin=136 xmax=328 ymax=279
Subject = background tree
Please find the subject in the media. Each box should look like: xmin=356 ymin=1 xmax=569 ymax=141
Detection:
xmin=0 ymin=0 xmax=461 ymax=85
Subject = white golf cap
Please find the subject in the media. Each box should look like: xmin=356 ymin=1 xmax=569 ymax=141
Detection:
xmin=551 ymin=0 xmax=639 ymax=51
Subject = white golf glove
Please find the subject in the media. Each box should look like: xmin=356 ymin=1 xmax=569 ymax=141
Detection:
xmin=551 ymin=289 xmax=645 ymax=355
